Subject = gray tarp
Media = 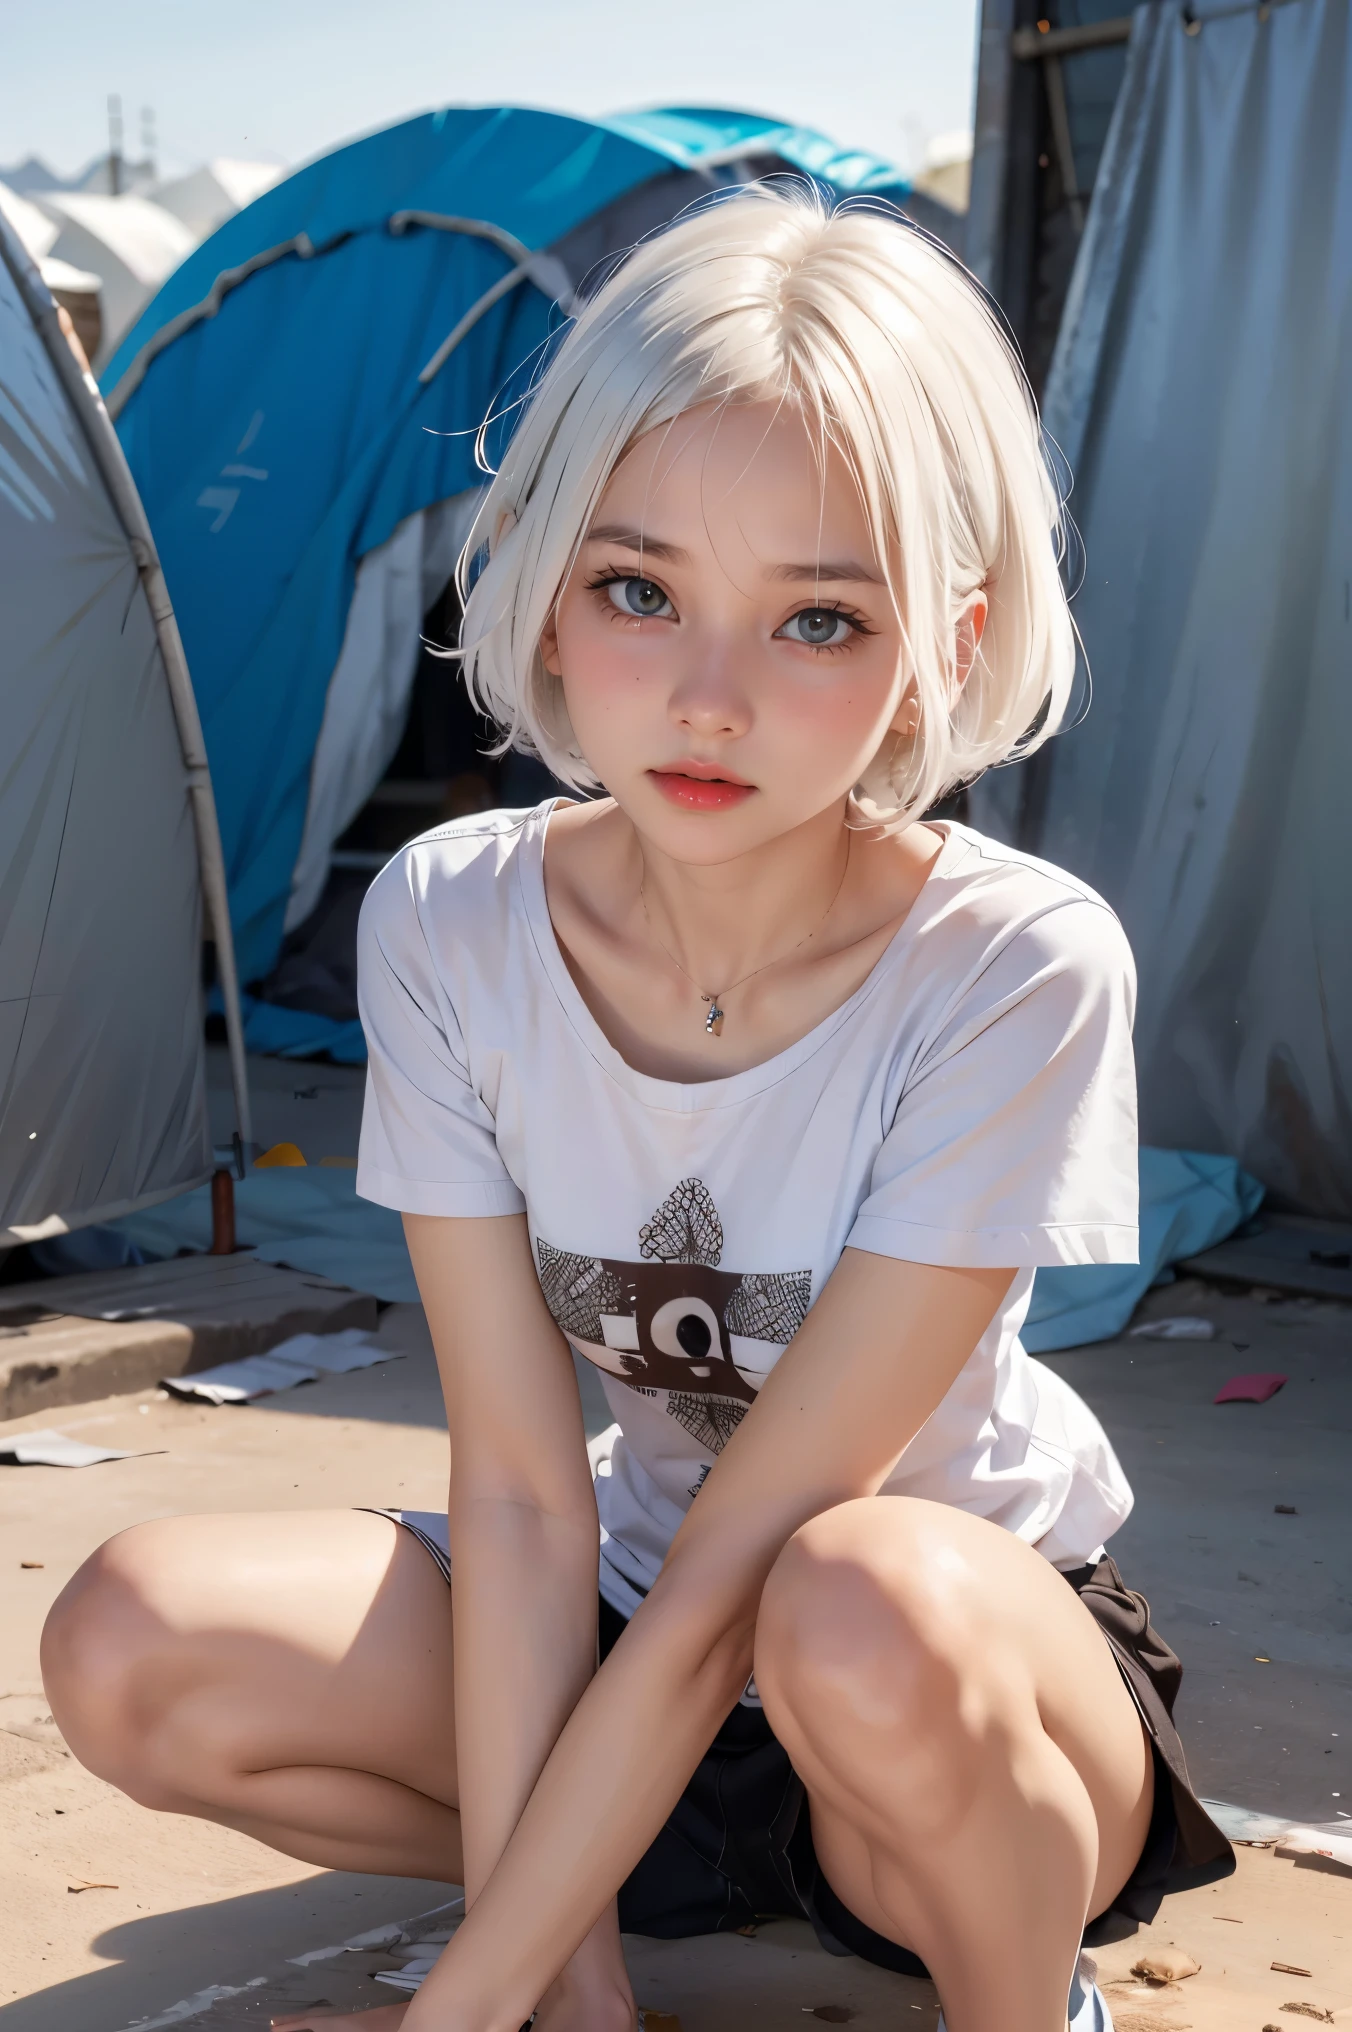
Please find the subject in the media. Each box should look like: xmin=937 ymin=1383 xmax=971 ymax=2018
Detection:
xmin=973 ymin=0 xmax=1352 ymax=1216
xmin=0 ymin=228 xmax=238 ymax=1240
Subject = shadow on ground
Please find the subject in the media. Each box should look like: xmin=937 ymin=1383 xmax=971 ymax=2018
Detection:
xmin=0 ymin=1872 xmax=455 ymax=2032
xmin=259 ymin=1323 xmax=615 ymax=1440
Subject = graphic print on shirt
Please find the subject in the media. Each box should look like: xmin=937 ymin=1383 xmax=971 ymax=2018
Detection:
xmin=535 ymin=1179 xmax=812 ymax=1455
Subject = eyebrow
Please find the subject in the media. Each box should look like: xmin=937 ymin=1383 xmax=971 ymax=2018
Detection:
xmin=584 ymin=524 xmax=689 ymax=564
xmin=584 ymin=524 xmax=883 ymax=586
xmin=770 ymin=560 xmax=885 ymax=586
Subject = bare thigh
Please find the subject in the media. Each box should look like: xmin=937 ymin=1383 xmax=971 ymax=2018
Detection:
xmin=754 ymin=1498 xmax=1155 ymax=1944
xmin=43 ymin=1509 xmax=457 ymax=1815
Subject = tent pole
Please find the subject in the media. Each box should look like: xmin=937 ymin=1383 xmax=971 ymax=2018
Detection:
xmin=0 ymin=222 xmax=254 ymax=1159
xmin=127 ymin=584 xmax=256 ymax=1162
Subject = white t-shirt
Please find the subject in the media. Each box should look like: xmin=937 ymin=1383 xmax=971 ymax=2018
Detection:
xmin=357 ymin=802 xmax=1138 ymax=1617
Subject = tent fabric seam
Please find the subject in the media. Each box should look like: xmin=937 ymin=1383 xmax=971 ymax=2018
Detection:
xmin=419 ymin=262 xmax=536 ymax=383
xmin=105 ymin=234 xmax=321 ymax=421
xmin=387 ymin=210 xmax=534 ymax=264
xmin=107 ymin=213 xmax=556 ymax=421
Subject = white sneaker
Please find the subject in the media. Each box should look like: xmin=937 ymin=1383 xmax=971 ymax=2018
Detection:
xmin=935 ymin=1952 xmax=1114 ymax=2030
xmin=1068 ymin=1958 xmax=1114 ymax=2028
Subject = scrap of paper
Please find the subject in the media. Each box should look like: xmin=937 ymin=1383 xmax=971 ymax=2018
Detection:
xmin=162 ymin=1328 xmax=398 ymax=1404
xmin=1214 ymin=1372 xmax=1287 ymax=1404
xmin=0 ymin=1429 xmax=162 ymax=1467
xmin=1277 ymin=1825 xmax=1352 ymax=1868
xmin=375 ymin=1955 xmax=442 ymax=1993
xmin=1129 ymin=1316 xmax=1216 ymax=1340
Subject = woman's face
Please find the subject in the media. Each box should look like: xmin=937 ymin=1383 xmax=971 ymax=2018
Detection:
xmin=542 ymin=401 xmax=911 ymax=862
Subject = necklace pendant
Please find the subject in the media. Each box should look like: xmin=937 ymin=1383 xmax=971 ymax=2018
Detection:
xmin=702 ymin=997 xmax=724 ymax=1035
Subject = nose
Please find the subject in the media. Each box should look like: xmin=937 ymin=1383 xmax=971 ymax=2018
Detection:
xmin=667 ymin=637 xmax=752 ymax=741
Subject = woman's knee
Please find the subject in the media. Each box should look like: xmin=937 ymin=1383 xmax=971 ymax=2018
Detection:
xmin=754 ymin=1500 xmax=1011 ymax=1772
xmin=41 ymin=1520 xmax=207 ymax=1806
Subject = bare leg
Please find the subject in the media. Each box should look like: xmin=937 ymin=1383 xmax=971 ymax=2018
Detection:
xmin=754 ymin=1498 xmax=1153 ymax=2032
xmin=42 ymin=1510 xmax=633 ymax=2032
xmin=43 ymin=1510 xmax=463 ymax=1876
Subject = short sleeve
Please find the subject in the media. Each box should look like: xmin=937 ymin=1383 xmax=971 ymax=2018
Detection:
xmin=355 ymin=855 xmax=527 ymax=1218
xmin=847 ymin=900 xmax=1138 ymax=1269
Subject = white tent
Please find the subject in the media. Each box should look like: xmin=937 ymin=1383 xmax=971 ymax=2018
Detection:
xmin=0 ymin=182 xmax=102 ymax=361
xmin=34 ymin=191 xmax=194 ymax=368
xmin=151 ymin=159 xmax=284 ymax=240
xmin=0 ymin=211 xmax=249 ymax=1245
xmin=911 ymin=131 xmax=972 ymax=213
xmin=0 ymin=180 xmax=58 ymax=263
xmin=71 ymin=155 xmax=158 ymax=199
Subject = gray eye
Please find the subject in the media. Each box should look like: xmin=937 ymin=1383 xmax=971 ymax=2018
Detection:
xmin=607 ymin=576 xmax=671 ymax=618
xmin=782 ymin=607 xmax=850 ymax=647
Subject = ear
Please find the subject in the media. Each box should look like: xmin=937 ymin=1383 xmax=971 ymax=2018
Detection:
xmin=955 ymin=591 xmax=989 ymax=688
xmin=539 ymin=610 xmax=562 ymax=678
xmin=887 ymin=688 xmax=921 ymax=741
xmin=494 ymin=507 xmax=517 ymax=548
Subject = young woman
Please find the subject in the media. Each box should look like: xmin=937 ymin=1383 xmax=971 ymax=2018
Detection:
xmin=41 ymin=186 xmax=1230 ymax=2032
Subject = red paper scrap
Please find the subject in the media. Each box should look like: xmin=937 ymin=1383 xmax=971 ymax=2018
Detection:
xmin=1214 ymin=1373 xmax=1287 ymax=1404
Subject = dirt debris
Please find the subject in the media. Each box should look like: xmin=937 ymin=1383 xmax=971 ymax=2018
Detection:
xmin=1131 ymin=1948 xmax=1202 ymax=1983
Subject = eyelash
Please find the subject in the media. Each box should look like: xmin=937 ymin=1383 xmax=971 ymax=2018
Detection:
xmin=784 ymin=599 xmax=876 ymax=649
xmin=583 ymin=569 xmax=665 ymax=600
xmin=581 ymin=570 xmax=875 ymax=653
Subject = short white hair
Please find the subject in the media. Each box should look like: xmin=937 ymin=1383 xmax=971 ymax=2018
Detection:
xmin=458 ymin=181 xmax=1075 ymax=820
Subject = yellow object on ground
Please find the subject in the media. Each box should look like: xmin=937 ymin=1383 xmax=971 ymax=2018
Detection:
xmin=254 ymin=1142 xmax=306 ymax=1168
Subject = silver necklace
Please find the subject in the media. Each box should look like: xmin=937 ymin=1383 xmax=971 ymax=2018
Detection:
xmin=639 ymin=836 xmax=852 ymax=1035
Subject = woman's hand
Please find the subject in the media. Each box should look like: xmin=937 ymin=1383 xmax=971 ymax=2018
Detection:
xmin=398 ymin=1902 xmax=636 ymax=2032
xmin=532 ymin=1930 xmax=637 ymax=2032
xmin=268 ymin=1910 xmax=638 ymax=2032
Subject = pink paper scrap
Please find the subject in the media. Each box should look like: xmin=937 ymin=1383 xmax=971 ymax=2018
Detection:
xmin=1214 ymin=1373 xmax=1288 ymax=1404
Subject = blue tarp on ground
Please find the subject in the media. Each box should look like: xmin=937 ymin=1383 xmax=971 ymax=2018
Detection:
xmin=1022 ymin=1148 xmax=1264 ymax=1352
xmin=111 ymin=1165 xmax=419 ymax=1303
xmin=91 ymin=1146 xmax=1264 ymax=1347
xmin=102 ymin=106 xmax=911 ymax=996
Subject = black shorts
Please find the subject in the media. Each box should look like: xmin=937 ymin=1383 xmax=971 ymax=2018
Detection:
xmin=382 ymin=1512 xmax=1235 ymax=1979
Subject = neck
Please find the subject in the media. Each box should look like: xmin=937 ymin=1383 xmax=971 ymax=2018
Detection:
xmin=632 ymin=798 xmax=853 ymax=991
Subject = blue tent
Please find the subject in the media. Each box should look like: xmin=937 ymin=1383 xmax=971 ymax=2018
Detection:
xmin=102 ymin=106 xmax=925 ymax=1051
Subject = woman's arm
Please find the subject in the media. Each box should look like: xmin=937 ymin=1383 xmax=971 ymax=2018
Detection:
xmin=403 ymin=1213 xmax=627 ymax=2013
xmin=406 ymin=1245 xmax=1013 ymax=2032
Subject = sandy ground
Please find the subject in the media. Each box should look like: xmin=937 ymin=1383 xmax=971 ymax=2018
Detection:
xmin=0 ymin=1068 xmax=1349 ymax=2028
xmin=0 ymin=1306 xmax=455 ymax=2030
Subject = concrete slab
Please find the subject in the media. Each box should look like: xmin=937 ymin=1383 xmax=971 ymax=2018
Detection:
xmin=0 ymin=1257 xmax=379 ymax=1421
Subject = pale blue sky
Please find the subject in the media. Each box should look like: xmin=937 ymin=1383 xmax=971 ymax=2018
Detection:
xmin=4 ymin=0 xmax=979 ymax=185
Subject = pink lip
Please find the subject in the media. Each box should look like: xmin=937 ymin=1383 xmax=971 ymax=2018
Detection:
xmin=648 ymin=766 xmax=757 ymax=812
